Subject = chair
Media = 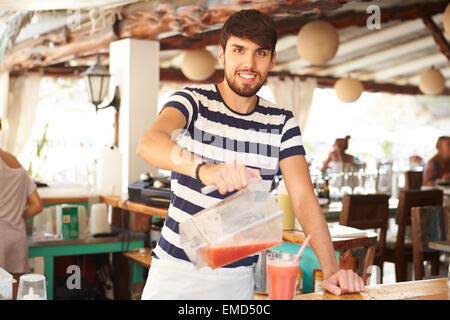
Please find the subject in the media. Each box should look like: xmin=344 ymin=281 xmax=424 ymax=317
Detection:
xmin=404 ymin=171 xmax=423 ymax=190
xmin=411 ymin=206 xmax=447 ymax=280
xmin=339 ymin=193 xmax=390 ymax=282
xmin=384 ymin=189 xmax=443 ymax=282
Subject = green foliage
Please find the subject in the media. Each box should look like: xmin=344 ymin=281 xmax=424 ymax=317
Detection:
xmin=379 ymin=140 xmax=393 ymax=158
xmin=28 ymin=121 xmax=50 ymax=178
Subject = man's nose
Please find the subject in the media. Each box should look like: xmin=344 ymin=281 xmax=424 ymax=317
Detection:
xmin=241 ymin=52 xmax=256 ymax=70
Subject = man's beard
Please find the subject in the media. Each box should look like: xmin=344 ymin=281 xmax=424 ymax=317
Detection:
xmin=225 ymin=70 xmax=265 ymax=97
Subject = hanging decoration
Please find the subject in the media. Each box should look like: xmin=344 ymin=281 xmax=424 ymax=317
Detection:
xmin=418 ymin=67 xmax=445 ymax=95
xmin=296 ymin=20 xmax=339 ymax=65
xmin=181 ymin=48 xmax=216 ymax=81
xmin=334 ymin=77 xmax=364 ymax=103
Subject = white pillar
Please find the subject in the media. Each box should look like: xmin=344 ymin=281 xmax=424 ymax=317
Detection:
xmin=0 ymin=72 xmax=9 ymax=148
xmin=109 ymin=39 xmax=160 ymax=193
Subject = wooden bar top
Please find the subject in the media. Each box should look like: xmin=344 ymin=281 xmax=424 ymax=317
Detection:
xmin=100 ymin=195 xmax=167 ymax=218
xmin=294 ymin=278 xmax=449 ymax=300
xmin=123 ymin=248 xmax=152 ymax=268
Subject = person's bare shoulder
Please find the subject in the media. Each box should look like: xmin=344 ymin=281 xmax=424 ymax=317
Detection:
xmin=0 ymin=149 xmax=22 ymax=169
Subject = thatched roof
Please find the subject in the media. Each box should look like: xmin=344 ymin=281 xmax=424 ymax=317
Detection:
xmin=1 ymin=0 xmax=450 ymax=95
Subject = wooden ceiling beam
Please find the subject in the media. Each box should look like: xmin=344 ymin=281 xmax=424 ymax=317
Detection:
xmin=158 ymin=68 xmax=450 ymax=96
xmin=159 ymin=0 xmax=450 ymax=50
xmin=20 ymin=66 xmax=450 ymax=95
xmin=421 ymin=15 xmax=450 ymax=61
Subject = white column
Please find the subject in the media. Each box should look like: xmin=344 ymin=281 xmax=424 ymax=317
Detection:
xmin=0 ymin=72 xmax=9 ymax=148
xmin=109 ymin=39 xmax=160 ymax=193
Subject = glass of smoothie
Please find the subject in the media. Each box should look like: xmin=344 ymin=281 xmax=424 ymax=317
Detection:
xmin=267 ymin=251 xmax=299 ymax=300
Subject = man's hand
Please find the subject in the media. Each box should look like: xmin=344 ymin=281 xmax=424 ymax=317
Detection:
xmin=198 ymin=160 xmax=262 ymax=194
xmin=321 ymin=269 xmax=365 ymax=296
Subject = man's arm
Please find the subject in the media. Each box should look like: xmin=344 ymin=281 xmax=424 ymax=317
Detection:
xmin=279 ymin=155 xmax=364 ymax=295
xmin=137 ymin=107 xmax=202 ymax=178
xmin=23 ymin=190 xmax=43 ymax=220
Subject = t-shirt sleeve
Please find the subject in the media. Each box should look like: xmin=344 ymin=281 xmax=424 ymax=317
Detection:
xmin=160 ymin=88 xmax=198 ymax=130
xmin=279 ymin=111 xmax=306 ymax=161
xmin=25 ymin=173 xmax=37 ymax=197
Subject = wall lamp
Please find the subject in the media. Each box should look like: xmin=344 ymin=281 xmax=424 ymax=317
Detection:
xmin=82 ymin=55 xmax=120 ymax=112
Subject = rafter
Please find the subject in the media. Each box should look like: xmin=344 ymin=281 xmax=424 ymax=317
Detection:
xmin=421 ymin=15 xmax=450 ymax=61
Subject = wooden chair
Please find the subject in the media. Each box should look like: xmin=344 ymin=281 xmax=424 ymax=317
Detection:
xmin=411 ymin=206 xmax=447 ymax=280
xmin=339 ymin=193 xmax=390 ymax=282
xmin=404 ymin=171 xmax=423 ymax=190
xmin=384 ymin=189 xmax=443 ymax=282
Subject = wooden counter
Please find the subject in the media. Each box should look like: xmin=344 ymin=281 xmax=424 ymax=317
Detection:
xmin=123 ymin=247 xmax=152 ymax=268
xmin=100 ymin=195 xmax=167 ymax=218
xmin=255 ymin=278 xmax=449 ymax=300
xmin=295 ymin=278 xmax=449 ymax=300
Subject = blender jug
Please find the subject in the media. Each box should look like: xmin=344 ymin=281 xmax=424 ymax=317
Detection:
xmin=179 ymin=179 xmax=284 ymax=269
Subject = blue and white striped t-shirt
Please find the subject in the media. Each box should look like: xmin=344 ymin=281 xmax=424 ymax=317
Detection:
xmin=152 ymin=83 xmax=306 ymax=268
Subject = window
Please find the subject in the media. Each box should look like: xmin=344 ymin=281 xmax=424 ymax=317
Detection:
xmin=18 ymin=77 xmax=116 ymax=187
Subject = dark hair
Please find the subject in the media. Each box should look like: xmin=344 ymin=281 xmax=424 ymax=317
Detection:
xmin=335 ymin=135 xmax=351 ymax=150
xmin=219 ymin=9 xmax=278 ymax=59
xmin=436 ymin=136 xmax=450 ymax=149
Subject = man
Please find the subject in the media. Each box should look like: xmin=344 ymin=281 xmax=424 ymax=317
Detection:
xmin=137 ymin=9 xmax=364 ymax=299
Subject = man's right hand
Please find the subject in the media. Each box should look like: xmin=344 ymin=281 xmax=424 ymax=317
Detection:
xmin=198 ymin=160 xmax=262 ymax=195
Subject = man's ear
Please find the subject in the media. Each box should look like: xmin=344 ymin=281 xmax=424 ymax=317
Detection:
xmin=269 ymin=51 xmax=276 ymax=71
xmin=217 ymin=45 xmax=225 ymax=66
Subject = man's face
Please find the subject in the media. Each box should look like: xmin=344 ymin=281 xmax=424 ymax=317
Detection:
xmin=218 ymin=36 xmax=276 ymax=97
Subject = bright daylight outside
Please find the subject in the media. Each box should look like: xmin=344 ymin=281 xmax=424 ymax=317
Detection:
xmin=18 ymin=78 xmax=450 ymax=194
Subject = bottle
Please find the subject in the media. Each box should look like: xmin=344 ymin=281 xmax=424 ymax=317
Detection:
xmin=313 ymin=269 xmax=324 ymax=293
xmin=295 ymin=268 xmax=304 ymax=295
xmin=323 ymin=175 xmax=330 ymax=202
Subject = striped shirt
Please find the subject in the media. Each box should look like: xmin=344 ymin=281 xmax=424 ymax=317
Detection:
xmin=152 ymin=83 xmax=306 ymax=268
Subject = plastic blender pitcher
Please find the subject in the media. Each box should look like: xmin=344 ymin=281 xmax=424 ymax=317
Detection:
xmin=179 ymin=179 xmax=284 ymax=269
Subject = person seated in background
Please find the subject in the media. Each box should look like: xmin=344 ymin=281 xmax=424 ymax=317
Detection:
xmin=423 ymin=136 xmax=450 ymax=186
xmin=0 ymin=148 xmax=43 ymax=299
xmin=321 ymin=135 xmax=356 ymax=174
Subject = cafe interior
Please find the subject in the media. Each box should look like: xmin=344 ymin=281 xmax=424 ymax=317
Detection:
xmin=0 ymin=0 xmax=449 ymax=301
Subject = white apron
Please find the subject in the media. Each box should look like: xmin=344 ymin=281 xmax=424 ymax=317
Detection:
xmin=141 ymin=258 xmax=255 ymax=300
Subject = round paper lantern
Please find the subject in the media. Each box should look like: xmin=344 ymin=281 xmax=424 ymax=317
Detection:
xmin=444 ymin=3 xmax=450 ymax=37
xmin=419 ymin=67 xmax=445 ymax=95
xmin=296 ymin=20 xmax=339 ymax=65
xmin=334 ymin=77 xmax=363 ymax=103
xmin=181 ymin=48 xmax=216 ymax=81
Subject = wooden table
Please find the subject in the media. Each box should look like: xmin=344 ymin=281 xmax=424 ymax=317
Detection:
xmin=322 ymin=198 xmax=398 ymax=221
xmin=292 ymin=278 xmax=449 ymax=300
xmin=429 ymin=240 xmax=450 ymax=253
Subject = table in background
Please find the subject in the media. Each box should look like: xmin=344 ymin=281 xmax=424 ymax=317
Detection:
xmin=429 ymin=240 xmax=450 ymax=253
xmin=322 ymin=198 xmax=398 ymax=221
xmin=28 ymin=228 xmax=145 ymax=300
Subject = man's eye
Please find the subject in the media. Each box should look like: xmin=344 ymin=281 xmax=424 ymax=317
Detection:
xmin=257 ymin=50 xmax=267 ymax=56
xmin=234 ymin=48 xmax=243 ymax=53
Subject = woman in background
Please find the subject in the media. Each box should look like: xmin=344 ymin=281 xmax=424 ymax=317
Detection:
xmin=423 ymin=136 xmax=450 ymax=186
xmin=0 ymin=148 xmax=43 ymax=299
xmin=321 ymin=136 xmax=355 ymax=174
